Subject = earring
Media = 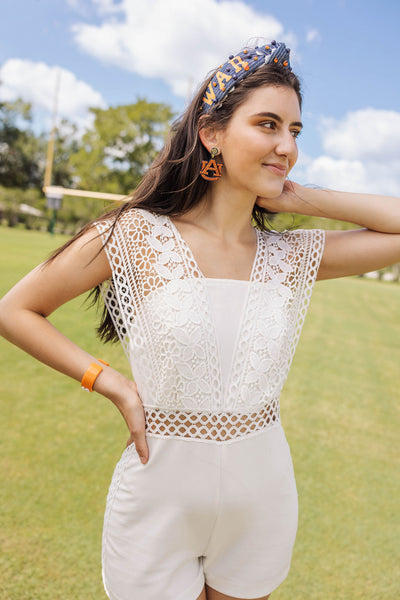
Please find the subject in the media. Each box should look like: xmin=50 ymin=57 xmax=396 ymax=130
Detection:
xmin=200 ymin=147 xmax=223 ymax=181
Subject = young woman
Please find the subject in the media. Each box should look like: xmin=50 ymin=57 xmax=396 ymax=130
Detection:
xmin=0 ymin=41 xmax=399 ymax=600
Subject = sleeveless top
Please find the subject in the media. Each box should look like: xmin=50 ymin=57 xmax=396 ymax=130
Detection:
xmin=95 ymin=208 xmax=325 ymax=443
xmin=205 ymin=279 xmax=249 ymax=392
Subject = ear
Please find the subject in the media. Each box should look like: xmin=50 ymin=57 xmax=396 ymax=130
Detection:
xmin=198 ymin=121 xmax=222 ymax=153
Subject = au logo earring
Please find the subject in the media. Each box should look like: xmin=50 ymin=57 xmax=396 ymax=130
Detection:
xmin=200 ymin=147 xmax=223 ymax=181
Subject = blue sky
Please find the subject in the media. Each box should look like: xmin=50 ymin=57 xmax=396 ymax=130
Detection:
xmin=1 ymin=0 xmax=400 ymax=193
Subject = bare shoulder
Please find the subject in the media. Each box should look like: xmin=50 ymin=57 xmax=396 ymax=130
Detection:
xmin=46 ymin=224 xmax=112 ymax=281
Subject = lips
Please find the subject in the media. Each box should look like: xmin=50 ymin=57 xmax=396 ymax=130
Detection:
xmin=263 ymin=163 xmax=287 ymax=177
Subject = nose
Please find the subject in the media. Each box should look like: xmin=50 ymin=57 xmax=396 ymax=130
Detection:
xmin=275 ymin=130 xmax=298 ymax=162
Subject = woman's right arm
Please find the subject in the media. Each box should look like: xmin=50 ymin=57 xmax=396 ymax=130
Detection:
xmin=0 ymin=227 xmax=149 ymax=463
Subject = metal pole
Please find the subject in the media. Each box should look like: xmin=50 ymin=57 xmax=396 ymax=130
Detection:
xmin=43 ymin=185 xmax=127 ymax=202
xmin=43 ymin=70 xmax=61 ymax=190
xmin=48 ymin=208 xmax=57 ymax=235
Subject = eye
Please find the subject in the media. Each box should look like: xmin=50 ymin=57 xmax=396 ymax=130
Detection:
xmin=291 ymin=129 xmax=302 ymax=139
xmin=260 ymin=120 xmax=276 ymax=130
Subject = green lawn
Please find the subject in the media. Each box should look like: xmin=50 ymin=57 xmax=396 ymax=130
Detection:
xmin=0 ymin=227 xmax=399 ymax=600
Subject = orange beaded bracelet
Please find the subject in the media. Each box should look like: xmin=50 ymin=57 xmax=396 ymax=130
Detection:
xmin=81 ymin=359 xmax=109 ymax=392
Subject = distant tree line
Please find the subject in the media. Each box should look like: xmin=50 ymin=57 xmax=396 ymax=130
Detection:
xmin=0 ymin=95 xmax=173 ymax=233
xmin=0 ymin=93 xmax=398 ymax=281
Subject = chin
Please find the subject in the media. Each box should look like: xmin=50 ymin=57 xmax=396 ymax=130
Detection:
xmin=255 ymin=185 xmax=284 ymax=199
xmin=253 ymin=177 xmax=285 ymax=198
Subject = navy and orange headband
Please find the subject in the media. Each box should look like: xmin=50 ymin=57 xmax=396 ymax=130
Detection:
xmin=200 ymin=40 xmax=292 ymax=114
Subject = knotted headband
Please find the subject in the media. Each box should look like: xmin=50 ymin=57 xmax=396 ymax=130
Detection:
xmin=200 ymin=40 xmax=292 ymax=114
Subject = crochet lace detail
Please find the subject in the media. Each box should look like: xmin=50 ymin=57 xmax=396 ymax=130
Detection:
xmin=96 ymin=208 xmax=325 ymax=442
xmin=144 ymin=403 xmax=280 ymax=443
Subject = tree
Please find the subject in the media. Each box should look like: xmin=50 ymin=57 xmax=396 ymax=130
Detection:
xmin=49 ymin=118 xmax=80 ymax=188
xmin=70 ymin=98 xmax=174 ymax=194
xmin=0 ymin=99 xmax=43 ymax=189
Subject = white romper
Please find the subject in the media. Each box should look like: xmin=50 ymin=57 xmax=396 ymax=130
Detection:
xmin=96 ymin=208 xmax=325 ymax=600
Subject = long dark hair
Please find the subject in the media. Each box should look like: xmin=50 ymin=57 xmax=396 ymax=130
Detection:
xmin=50 ymin=56 xmax=302 ymax=343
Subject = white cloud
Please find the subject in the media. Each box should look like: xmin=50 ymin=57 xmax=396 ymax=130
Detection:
xmin=0 ymin=59 xmax=107 ymax=130
xmin=306 ymin=29 xmax=321 ymax=43
xmin=304 ymin=155 xmax=368 ymax=191
xmin=321 ymin=109 xmax=400 ymax=161
xmin=296 ymin=109 xmax=400 ymax=195
xmin=71 ymin=0 xmax=296 ymax=98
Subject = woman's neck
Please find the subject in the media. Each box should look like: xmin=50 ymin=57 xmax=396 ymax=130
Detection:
xmin=179 ymin=185 xmax=257 ymax=243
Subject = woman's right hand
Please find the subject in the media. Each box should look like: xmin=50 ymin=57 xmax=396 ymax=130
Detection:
xmin=95 ymin=372 xmax=149 ymax=464
xmin=121 ymin=388 xmax=149 ymax=463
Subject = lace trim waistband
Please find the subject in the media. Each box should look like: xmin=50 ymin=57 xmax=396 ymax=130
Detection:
xmin=144 ymin=400 xmax=280 ymax=442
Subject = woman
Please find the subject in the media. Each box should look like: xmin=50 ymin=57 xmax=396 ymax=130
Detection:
xmin=0 ymin=41 xmax=399 ymax=600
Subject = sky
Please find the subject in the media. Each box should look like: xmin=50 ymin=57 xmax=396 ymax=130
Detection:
xmin=1 ymin=0 xmax=400 ymax=194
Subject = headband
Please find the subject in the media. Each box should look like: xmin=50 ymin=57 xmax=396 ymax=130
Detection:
xmin=200 ymin=40 xmax=292 ymax=114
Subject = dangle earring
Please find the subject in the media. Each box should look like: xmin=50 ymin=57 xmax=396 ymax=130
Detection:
xmin=200 ymin=147 xmax=223 ymax=181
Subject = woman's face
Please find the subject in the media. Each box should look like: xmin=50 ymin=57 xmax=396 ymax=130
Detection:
xmin=217 ymin=85 xmax=302 ymax=198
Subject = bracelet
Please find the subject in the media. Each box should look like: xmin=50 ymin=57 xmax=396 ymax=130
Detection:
xmin=81 ymin=359 xmax=109 ymax=392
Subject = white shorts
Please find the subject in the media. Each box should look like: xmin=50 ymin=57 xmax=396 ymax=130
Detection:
xmin=102 ymin=424 xmax=298 ymax=600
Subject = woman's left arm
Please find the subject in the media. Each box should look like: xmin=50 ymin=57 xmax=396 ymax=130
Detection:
xmin=257 ymin=183 xmax=400 ymax=280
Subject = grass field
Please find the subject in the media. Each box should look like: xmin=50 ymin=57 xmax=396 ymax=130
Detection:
xmin=0 ymin=227 xmax=399 ymax=600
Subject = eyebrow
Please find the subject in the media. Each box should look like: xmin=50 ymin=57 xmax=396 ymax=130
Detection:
xmin=252 ymin=111 xmax=303 ymax=129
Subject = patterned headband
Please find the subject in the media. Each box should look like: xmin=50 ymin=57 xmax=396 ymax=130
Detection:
xmin=200 ymin=40 xmax=292 ymax=114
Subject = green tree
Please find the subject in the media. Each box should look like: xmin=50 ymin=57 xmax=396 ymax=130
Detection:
xmin=70 ymin=98 xmax=174 ymax=194
xmin=0 ymin=99 xmax=43 ymax=189
xmin=49 ymin=118 xmax=80 ymax=188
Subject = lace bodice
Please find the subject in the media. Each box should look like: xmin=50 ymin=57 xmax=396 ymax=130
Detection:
xmin=95 ymin=208 xmax=325 ymax=442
